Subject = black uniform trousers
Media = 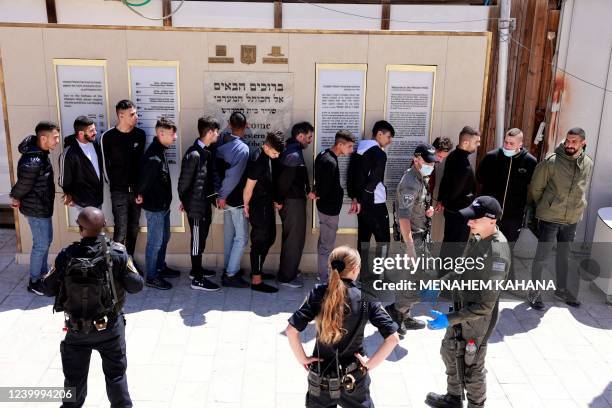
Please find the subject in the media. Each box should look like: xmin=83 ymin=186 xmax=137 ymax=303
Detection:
xmin=498 ymin=215 xmax=522 ymax=281
xmin=305 ymin=373 xmax=374 ymax=408
xmin=110 ymin=191 xmax=141 ymax=256
xmin=278 ymin=198 xmax=306 ymax=283
xmin=60 ymin=315 xmax=132 ymax=408
xmin=249 ymin=200 xmax=276 ymax=276
xmin=187 ymin=205 xmax=212 ymax=272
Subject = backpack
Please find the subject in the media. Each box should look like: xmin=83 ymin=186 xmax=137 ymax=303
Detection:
xmin=54 ymin=238 xmax=118 ymax=333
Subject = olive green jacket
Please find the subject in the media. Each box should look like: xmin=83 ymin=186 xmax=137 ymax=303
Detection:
xmin=529 ymin=143 xmax=593 ymax=225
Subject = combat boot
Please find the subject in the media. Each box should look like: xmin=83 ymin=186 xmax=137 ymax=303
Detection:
xmin=425 ymin=392 xmax=463 ymax=408
xmin=403 ymin=315 xmax=426 ymax=330
xmin=384 ymin=304 xmax=407 ymax=338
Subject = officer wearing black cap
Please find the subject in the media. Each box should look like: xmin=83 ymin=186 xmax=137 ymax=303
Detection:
xmin=386 ymin=143 xmax=437 ymax=335
xmin=42 ymin=207 xmax=143 ymax=407
xmin=286 ymin=245 xmax=400 ymax=407
xmin=425 ymin=196 xmax=510 ymax=408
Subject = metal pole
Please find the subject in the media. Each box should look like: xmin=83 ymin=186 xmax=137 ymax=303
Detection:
xmin=496 ymin=0 xmax=512 ymax=147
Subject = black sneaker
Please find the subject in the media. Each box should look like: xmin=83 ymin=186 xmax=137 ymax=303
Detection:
xmin=191 ymin=277 xmax=221 ymax=292
xmin=27 ymin=279 xmax=44 ymax=296
xmin=403 ymin=315 xmax=426 ymax=330
xmin=221 ymin=273 xmax=249 ymax=288
xmin=424 ymin=392 xmax=462 ymax=408
xmin=146 ymin=277 xmax=172 ymax=290
xmin=189 ymin=269 xmax=203 ymax=281
xmin=251 ymin=282 xmax=279 ymax=293
xmin=159 ymin=266 xmax=180 ymax=279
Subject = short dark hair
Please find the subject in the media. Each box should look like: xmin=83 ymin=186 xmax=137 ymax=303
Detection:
xmin=432 ymin=137 xmax=453 ymax=152
xmin=229 ymin=112 xmax=247 ymax=130
xmin=291 ymin=122 xmax=314 ymax=139
xmin=459 ymin=126 xmax=480 ymax=143
xmin=73 ymin=116 xmax=94 ymax=134
xmin=567 ymin=127 xmax=586 ymax=139
xmin=155 ymin=117 xmax=177 ymax=132
xmin=115 ymin=99 xmax=135 ymax=114
xmin=372 ymin=120 xmax=395 ymax=137
xmin=334 ymin=130 xmax=356 ymax=144
xmin=35 ymin=121 xmax=59 ymax=137
xmin=197 ymin=116 xmax=220 ymax=137
xmin=264 ymin=130 xmax=285 ymax=153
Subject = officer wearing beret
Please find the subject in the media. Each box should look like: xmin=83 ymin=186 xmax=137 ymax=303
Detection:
xmin=43 ymin=207 xmax=143 ymax=407
xmin=425 ymin=196 xmax=511 ymax=408
xmin=286 ymin=245 xmax=400 ymax=407
xmin=386 ymin=143 xmax=438 ymax=335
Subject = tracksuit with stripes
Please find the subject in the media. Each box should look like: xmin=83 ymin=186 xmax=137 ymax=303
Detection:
xmin=178 ymin=139 xmax=216 ymax=273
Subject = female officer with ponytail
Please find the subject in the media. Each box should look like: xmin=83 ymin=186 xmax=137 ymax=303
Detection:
xmin=286 ymin=245 xmax=400 ymax=407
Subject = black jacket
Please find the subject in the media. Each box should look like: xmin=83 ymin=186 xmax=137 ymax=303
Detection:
xmin=59 ymin=136 xmax=104 ymax=208
xmin=100 ymin=127 xmax=146 ymax=193
xmin=477 ymin=147 xmax=537 ymax=220
xmin=10 ymin=135 xmax=55 ymax=218
xmin=314 ymin=149 xmax=343 ymax=216
xmin=347 ymin=142 xmax=387 ymax=206
xmin=274 ymin=138 xmax=310 ymax=203
xmin=178 ymin=139 xmax=214 ymax=218
xmin=137 ymin=138 xmax=172 ymax=212
xmin=438 ymin=148 xmax=476 ymax=212
xmin=43 ymin=237 xmax=144 ymax=316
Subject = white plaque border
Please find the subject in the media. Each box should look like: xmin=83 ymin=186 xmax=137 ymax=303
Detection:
xmin=127 ymin=59 xmax=185 ymax=233
xmin=53 ymin=58 xmax=111 ymax=232
xmin=312 ymin=63 xmax=368 ymax=235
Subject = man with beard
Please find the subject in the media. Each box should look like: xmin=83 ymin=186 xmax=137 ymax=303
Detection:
xmin=528 ymin=128 xmax=593 ymax=309
xmin=274 ymin=122 xmax=315 ymax=288
xmin=59 ymin=116 xmax=104 ymax=210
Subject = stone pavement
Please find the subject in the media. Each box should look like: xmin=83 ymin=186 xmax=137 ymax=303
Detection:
xmin=1 ymin=228 xmax=612 ymax=408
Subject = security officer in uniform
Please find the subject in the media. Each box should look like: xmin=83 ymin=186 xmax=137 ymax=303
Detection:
xmin=43 ymin=207 xmax=144 ymax=408
xmin=286 ymin=245 xmax=400 ymax=407
xmin=387 ymin=144 xmax=437 ymax=334
xmin=425 ymin=196 xmax=510 ymax=408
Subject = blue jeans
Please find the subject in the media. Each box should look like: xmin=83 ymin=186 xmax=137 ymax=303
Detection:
xmin=27 ymin=216 xmax=53 ymax=281
xmin=223 ymin=205 xmax=248 ymax=276
xmin=144 ymin=209 xmax=170 ymax=280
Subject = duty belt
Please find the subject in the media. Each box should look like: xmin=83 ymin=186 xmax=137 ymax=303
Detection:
xmin=312 ymin=361 xmax=367 ymax=392
xmin=64 ymin=313 xmax=117 ymax=334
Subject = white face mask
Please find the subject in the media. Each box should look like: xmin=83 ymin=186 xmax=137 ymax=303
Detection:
xmin=502 ymin=147 xmax=518 ymax=157
xmin=420 ymin=163 xmax=434 ymax=176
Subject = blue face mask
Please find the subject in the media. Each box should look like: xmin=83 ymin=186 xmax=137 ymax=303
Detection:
xmin=420 ymin=163 xmax=434 ymax=176
xmin=502 ymin=147 xmax=518 ymax=157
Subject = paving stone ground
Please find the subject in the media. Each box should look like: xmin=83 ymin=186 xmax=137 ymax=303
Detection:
xmin=1 ymin=228 xmax=611 ymax=407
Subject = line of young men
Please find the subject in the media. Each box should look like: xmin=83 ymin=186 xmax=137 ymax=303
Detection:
xmin=10 ymin=100 xmax=352 ymax=295
xmin=11 ymin=98 xmax=593 ymax=306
